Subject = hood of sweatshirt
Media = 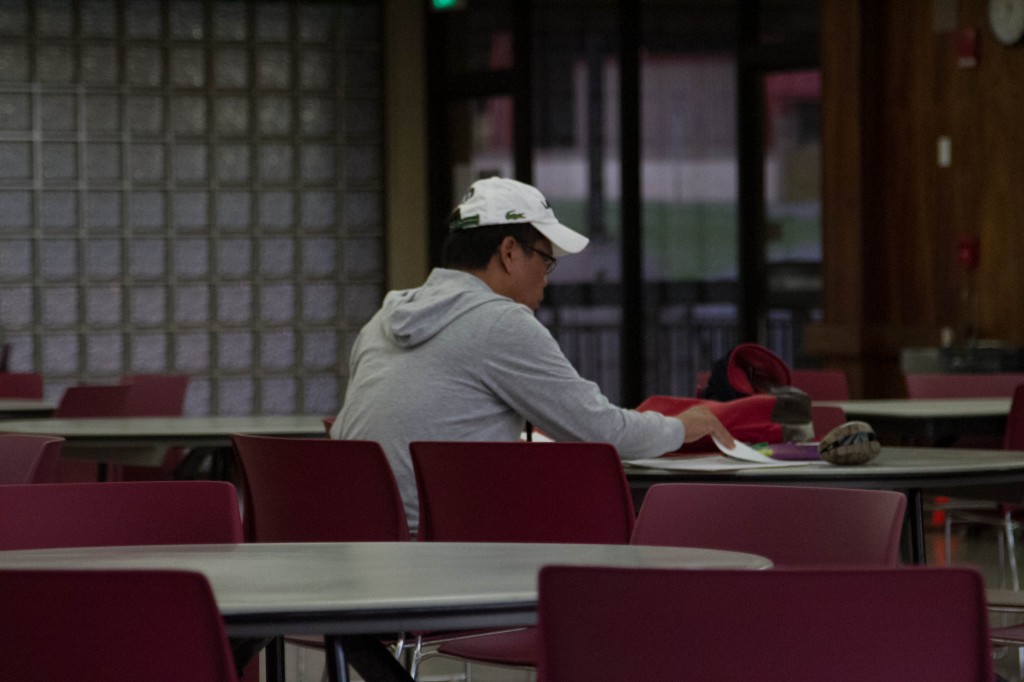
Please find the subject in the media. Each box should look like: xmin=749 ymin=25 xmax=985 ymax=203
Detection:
xmin=381 ymin=268 xmax=509 ymax=348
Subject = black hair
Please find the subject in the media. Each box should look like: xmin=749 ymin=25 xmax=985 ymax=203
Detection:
xmin=442 ymin=222 xmax=544 ymax=270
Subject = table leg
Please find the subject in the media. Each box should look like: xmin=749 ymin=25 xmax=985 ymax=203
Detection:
xmin=325 ymin=635 xmax=350 ymax=682
xmin=907 ymin=488 xmax=926 ymax=564
xmin=229 ymin=637 xmax=274 ymax=680
xmin=265 ymin=637 xmax=285 ymax=682
xmin=325 ymin=635 xmax=413 ymax=682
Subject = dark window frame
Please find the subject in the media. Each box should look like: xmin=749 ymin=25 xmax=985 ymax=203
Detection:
xmin=425 ymin=0 xmax=819 ymax=405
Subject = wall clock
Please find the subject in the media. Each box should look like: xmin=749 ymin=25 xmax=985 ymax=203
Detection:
xmin=989 ymin=0 xmax=1024 ymax=45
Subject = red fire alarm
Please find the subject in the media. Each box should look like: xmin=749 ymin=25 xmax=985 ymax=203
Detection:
xmin=955 ymin=27 xmax=979 ymax=68
xmin=956 ymin=235 xmax=980 ymax=270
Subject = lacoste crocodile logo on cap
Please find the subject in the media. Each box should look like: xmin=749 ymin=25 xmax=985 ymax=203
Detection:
xmin=505 ymin=210 xmax=525 ymax=220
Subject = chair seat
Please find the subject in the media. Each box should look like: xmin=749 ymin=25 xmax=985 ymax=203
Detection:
xmin=282 ymin=633 xmax=413 ymax=651
xmin=949 ymin=507 xmax=1022 ymax=525
xmin=437 ymin=627 xmax=537 ymax=667
xmin=285 ymin=634 xmax=325 ymax=649
xmin=945 ymin=501 xmax=1023 ymax=590
xmin=929 ymin=497 xmax=1001 ymax=512
xmin=991 ymin=624 xmax=1024 ymax=645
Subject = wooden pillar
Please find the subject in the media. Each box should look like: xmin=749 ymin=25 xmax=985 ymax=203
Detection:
xmin=806 ymin=0 xmax=940 ymax=398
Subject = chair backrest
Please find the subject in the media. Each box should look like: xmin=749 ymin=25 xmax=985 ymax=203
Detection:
xmin=232 ymin=434 xmax=409 ymax=542
xmin=631 ymin=483 xmax=906 ymax=566
xmin=536 ymin=565 xmax=992 ymax=682
xmin=121 ymin=374 xmax=190 ymax=416
xmin=0 ymin=434 xmax=63 ymax=484
xmin=696 ymin=368 xmax=849 ymax=400
xmin=410 ymin=441 xmax=635 ymax=543
xmin=1004 ymin=383 xmax=1024 ymax=450
xmin=905 ymin=371 xmax=1024 ymax=398
xmin=0 ymin=569 xmax=237 ymax=682
xmin=0 ymin=481 xmax=243 ymax=550
xmin=0 ymin=372 xmax=43 ymax=399
xmin=111 ymin=375 xmax=191 ymax=481
xmin=53 ymin=383 xmax=132 ymax=418
xmin=810 ymin=404 xmax=847 ymax=440
xmin=790 ymin=368 xmax=850 ymax=400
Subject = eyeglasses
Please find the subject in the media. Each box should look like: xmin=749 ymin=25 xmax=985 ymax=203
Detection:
xmin=521 ymin=243 xmax=558 ymax=274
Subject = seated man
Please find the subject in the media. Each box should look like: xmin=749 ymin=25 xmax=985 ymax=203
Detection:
xmin=332 ymin=177 xmax=733 ymax=532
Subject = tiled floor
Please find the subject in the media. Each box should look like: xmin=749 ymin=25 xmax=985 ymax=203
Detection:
xmin=277 ymin=639 xmax=534 ymax=681
xmin=272 ymin=516 xmax=1024 ymax=682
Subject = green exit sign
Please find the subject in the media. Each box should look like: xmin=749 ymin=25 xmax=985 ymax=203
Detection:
xmin=431 ymin=0 xmax=466 ymax=10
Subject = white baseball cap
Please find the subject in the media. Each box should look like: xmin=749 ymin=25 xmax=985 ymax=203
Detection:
xmin=448 ymin=177 xmax=590 ymax=257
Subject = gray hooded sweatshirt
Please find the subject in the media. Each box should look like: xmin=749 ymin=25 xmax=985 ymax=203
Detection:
xmin=332 ymin=268 xmax=684 ymax=531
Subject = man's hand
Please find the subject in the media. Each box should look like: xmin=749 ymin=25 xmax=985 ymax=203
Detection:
xmin=673 ymin=405 xmax=735 ymax=448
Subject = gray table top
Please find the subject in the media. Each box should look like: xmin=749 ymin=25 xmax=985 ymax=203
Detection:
xmin=0 ymin=541 xmax=772 ymax=638
xmin=820 ymin=397 xmax=1011 ymax=418
xmin=818 ymin=398 xmax=1011 ymax=441
xmin=0 ymin=398 xmax=57 ymax=418
xmin=626 ymin=447 xmax=1024 ymax=490
xmin=0 ymin=415 xmax=328 ymax=450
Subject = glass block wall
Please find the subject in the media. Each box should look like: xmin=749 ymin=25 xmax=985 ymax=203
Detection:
xmin=0 ymin=0 xmax=384 ymax=416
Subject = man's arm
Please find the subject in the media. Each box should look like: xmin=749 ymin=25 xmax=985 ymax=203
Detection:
xmin=482 ymin=307 xmax=733 ymax=457
xmin=672 ymin=405 xmax=734 ymax=448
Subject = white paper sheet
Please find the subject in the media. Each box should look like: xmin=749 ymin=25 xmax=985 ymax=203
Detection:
xmin=522 ymin=430 xmax=815 ymax=471
xmin=712 ymin=436 xmax=777 ymax=462
xmin=627 ymin=436 xmax=817 ymax=471
xmin=627 ymin=455 xmax=816 ymax=471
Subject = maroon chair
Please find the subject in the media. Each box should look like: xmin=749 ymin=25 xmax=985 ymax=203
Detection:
xmin=231 ymin=434 xmax=409 ymax=677
xmin=0 ymin=372 xmax=43 ymax=399
xmin=114 ymin=374 xmax=191 ymax=481
xmin=631 ymin=483 xmax=906 ymax=567
xmin=810 ymin=404 xmax=848 ymax=440
xmin=790 ymin=368 xmax=850 ymax=400
xmin=51 ymin=384 xmax=133 ymax=482
xmin=945 ymin=382 xmax=1024 ymax=587
xmin=231 ymin=434 xmax=409 ymax=543
xmin=408 ymin=441 xmax=635 ymax=675
xmin=0 ymin=569 xmax=238 ymax=682
xmin=1006 ymin=384 xmax=1024 ymax=449
xmin=121 ymin=374 xmax=190 ymax=417
xmin=907 ymin=372 xmax=1023 ymax=545
xmin=905 ymin=371 xmax=1022 ymax=447
xmin=0 ymin=481 xmax=242 ymax=550
xmin=411 ymin=441 xmax=635 ymax=544
xmin=0 ymin=481 xmax=255 ymax=679
xmin=0 ymin=434 xmax=63 ymax=484
xmin=53 ymin=383 xmax=131 ymax=418
xmin=905 ymin=372 xmax=1024 ymax=398
xmin=536 ymin=566 xmax=992 ymax=682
